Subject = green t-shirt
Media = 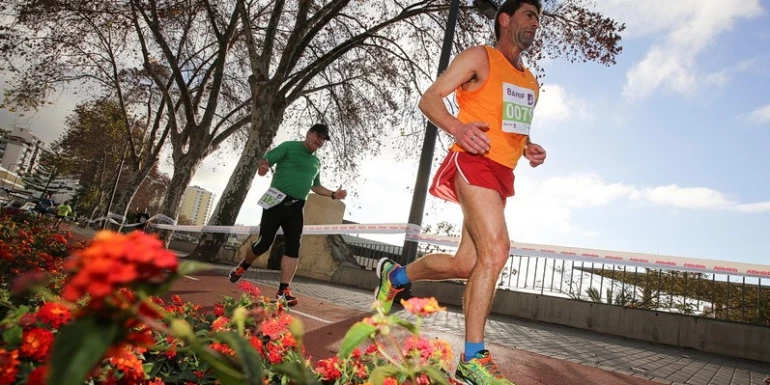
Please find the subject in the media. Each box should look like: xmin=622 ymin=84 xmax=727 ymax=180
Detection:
xmin=264 ymin=141 xmax=321 ymax=200
xmin=57 ymin=204 xmax=72 ymax=217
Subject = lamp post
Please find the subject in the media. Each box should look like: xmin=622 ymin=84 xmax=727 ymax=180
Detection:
xmin=399 ymin=0 xmax=499 ymax=266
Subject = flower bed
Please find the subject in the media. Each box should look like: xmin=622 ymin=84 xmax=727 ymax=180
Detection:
xmin=0 ymin=215 xmax=465 ymax=385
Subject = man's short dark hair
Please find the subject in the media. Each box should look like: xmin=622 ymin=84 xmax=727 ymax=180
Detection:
xmin=494 ymin=0 xmax=543 ymax=41
xmin=308 ymin=123 xmax=330 ymax=140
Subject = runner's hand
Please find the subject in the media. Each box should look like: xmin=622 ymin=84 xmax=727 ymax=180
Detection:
xmin=333 ymin=188 xmax=348 ymax=200
xmin=453 ymin=122 xmax=490 ymax=155
xmin=524 ymin=143 xmax=546 ymax=168
xmin=257 ymin=159 xmax=270 ymax=176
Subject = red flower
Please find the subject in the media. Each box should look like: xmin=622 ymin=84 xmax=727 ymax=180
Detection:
xmin=0 ymin=349 xmax=20 ymax=385
xmin=26 ymin=365 xmax=49 ymax=385
xmin=213 ymin=303 xmax=225 ymax=316
xmin=249 ymin=335 xmax=264 ymax=355
xmin=19 ymin=313 xmax=37 ymax=329
xmin=237 ymin=281 xmax=261 ymax=298
xmin=20 ymin=328 xmax=54 ymax=361
xmin=382 ymin=378 xmax=398 ymax=385
xmin=147 ymin=378 xmax=164 ymax=385
xmin=315 ymin=356 xmax=342 ymax=381
xmin=403 ymin=335 xmax=433 ymax=362
xmin=365 ymin=344 xmax=379 ymax=355
xmin=36 ymin=301 xmax=72 ymax=328
xmin=266 ymin=343 xmax=283 ymax=364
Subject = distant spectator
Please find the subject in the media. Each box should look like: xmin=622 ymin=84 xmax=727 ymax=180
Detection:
xmin=53 ymin=201 xmax=72 ymax=228
xmin=135 ymin=208 xmax=151 ymax=232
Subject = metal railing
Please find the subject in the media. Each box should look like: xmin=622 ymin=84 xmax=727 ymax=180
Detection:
xmin=348 ymin=241 xmax=770 ymax=327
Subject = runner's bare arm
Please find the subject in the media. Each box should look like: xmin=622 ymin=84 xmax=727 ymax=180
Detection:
xmin=311 ymin=186 xmax=347 ymax=200
xmin=418 ymin=46 xmax=491 ymax=154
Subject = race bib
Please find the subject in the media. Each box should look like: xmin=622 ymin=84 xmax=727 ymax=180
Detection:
xmin=257 ymin=187 xmax=286 ymax=209
xmin=502 ymin=82 xmax=536 ymax=135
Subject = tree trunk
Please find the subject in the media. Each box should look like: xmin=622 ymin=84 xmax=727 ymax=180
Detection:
xmin=189 ymin=102 xmax=285 ymax=262
xmin=110 ymin=161 xmax=155 ymax=228
xmin=155 ymin=154 xmax=204 ymax=242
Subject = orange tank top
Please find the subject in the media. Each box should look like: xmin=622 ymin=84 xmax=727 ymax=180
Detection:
xmin=450 ymin=46 xmax=539 ymax=169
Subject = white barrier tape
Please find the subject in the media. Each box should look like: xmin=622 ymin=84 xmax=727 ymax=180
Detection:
xmin=150 ymin=223 xmax=411 ymax=236
xmin=147 ymin=222 xmax=770 ymax=279
xmin=85 ymin=213 xmax=176 ymax=227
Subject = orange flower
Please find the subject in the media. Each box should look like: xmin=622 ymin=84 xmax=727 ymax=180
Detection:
xmin=382 ymin=378 xmax=398 ymax=385
xmin=210 ymin=342 xmax=235 ymax=356
xmin=430 ymin=339 xmax=454 ymax=364
xmin=280 ymin=332 xmax=296 ymax=348
xmin=147 ymin=378 xmax=164 ymax=385
xmin=61 ymin=231 xmax=178 ymax=307
xmin=0 ymin=349 xmax=20 ymax=385
xmin=107 ymin=348 xmax=145 ymax=383
xmin=20 ymin=328 xmax=54 ymax=361
xmin=259 ymin=313 xmax=293 ymax=341
xmin=212 ymin=316 xmax=230 ymax=331
xmin=400 ymin=297 xmax=445 ymax=316
xmin=36 ymin=301 xmax=72 ymax=328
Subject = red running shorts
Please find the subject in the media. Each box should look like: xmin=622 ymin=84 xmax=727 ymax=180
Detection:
xmin=429 ymin=150 xmax=515 ymax=205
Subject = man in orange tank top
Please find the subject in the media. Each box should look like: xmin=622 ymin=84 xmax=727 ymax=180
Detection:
xmin=374 ymin=1 xmax=546 ymax=384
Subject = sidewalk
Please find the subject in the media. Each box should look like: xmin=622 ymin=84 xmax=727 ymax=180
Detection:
xmin=227 ymin=266 xmax=770 ymax=385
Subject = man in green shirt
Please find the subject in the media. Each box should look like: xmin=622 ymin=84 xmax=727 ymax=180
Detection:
xmin=53 ymin=201 xmax=72 ymax=229
xmin=229 ymin=124 xmax=347 ymax=306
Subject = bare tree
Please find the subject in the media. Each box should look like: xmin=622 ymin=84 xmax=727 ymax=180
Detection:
xmin=191 ymin=0 xmax=625 ymax=260
xmin=0 ymin=0 xmax=253 ymax=228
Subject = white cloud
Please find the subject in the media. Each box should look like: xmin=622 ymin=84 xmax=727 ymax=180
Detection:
xmin=704 ymin=71 xmax=730 ymax=87
xmin=597 ymin=0 xmax=764 ymax=100
xmin=535 ymin=84 xmax=592 ymax=126
xmin=498 ymin=174 xmax=770 ymax=242
xmin=629 ymin=185 xmax=735 ymax=210
xmin=747 ymin=104 xmax=770 ymax=124
xmin=737 ymin=202 xmax=770 ymax=213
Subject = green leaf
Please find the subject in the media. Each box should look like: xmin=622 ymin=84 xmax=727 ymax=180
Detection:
xmin=338 ymin=322 xmax=377 ymax=358
xmin=49 ymin=315 xmax=121 ymax=385
xmin=421 ymin=366 xmax=451 ymax=385
xmin=272 ymin=362 xmax=319 ymax=385
xmin=369 ymin=365 xmax=401 ymax=385
xmin=191 ymin=344 xmax=244 ymax=385
xmin=391 ymin=316 xmax=418 ymax=334
xmin=211 ymin=332 xmax=263 ymax=385
xmin=178 ymin=260 xmax=215 ymax=276
xmin=2 ymin=326 xmax=22 ymax=345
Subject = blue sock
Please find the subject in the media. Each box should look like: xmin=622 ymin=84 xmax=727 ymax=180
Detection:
xmin=390 ymin=266 xmax=410 ymax=287
xmin=464 ymin=342 xmax=485 ymax=361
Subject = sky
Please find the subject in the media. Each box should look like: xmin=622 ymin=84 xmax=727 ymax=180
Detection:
xmin=1 ymin=0 xmax=769 ymax=266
